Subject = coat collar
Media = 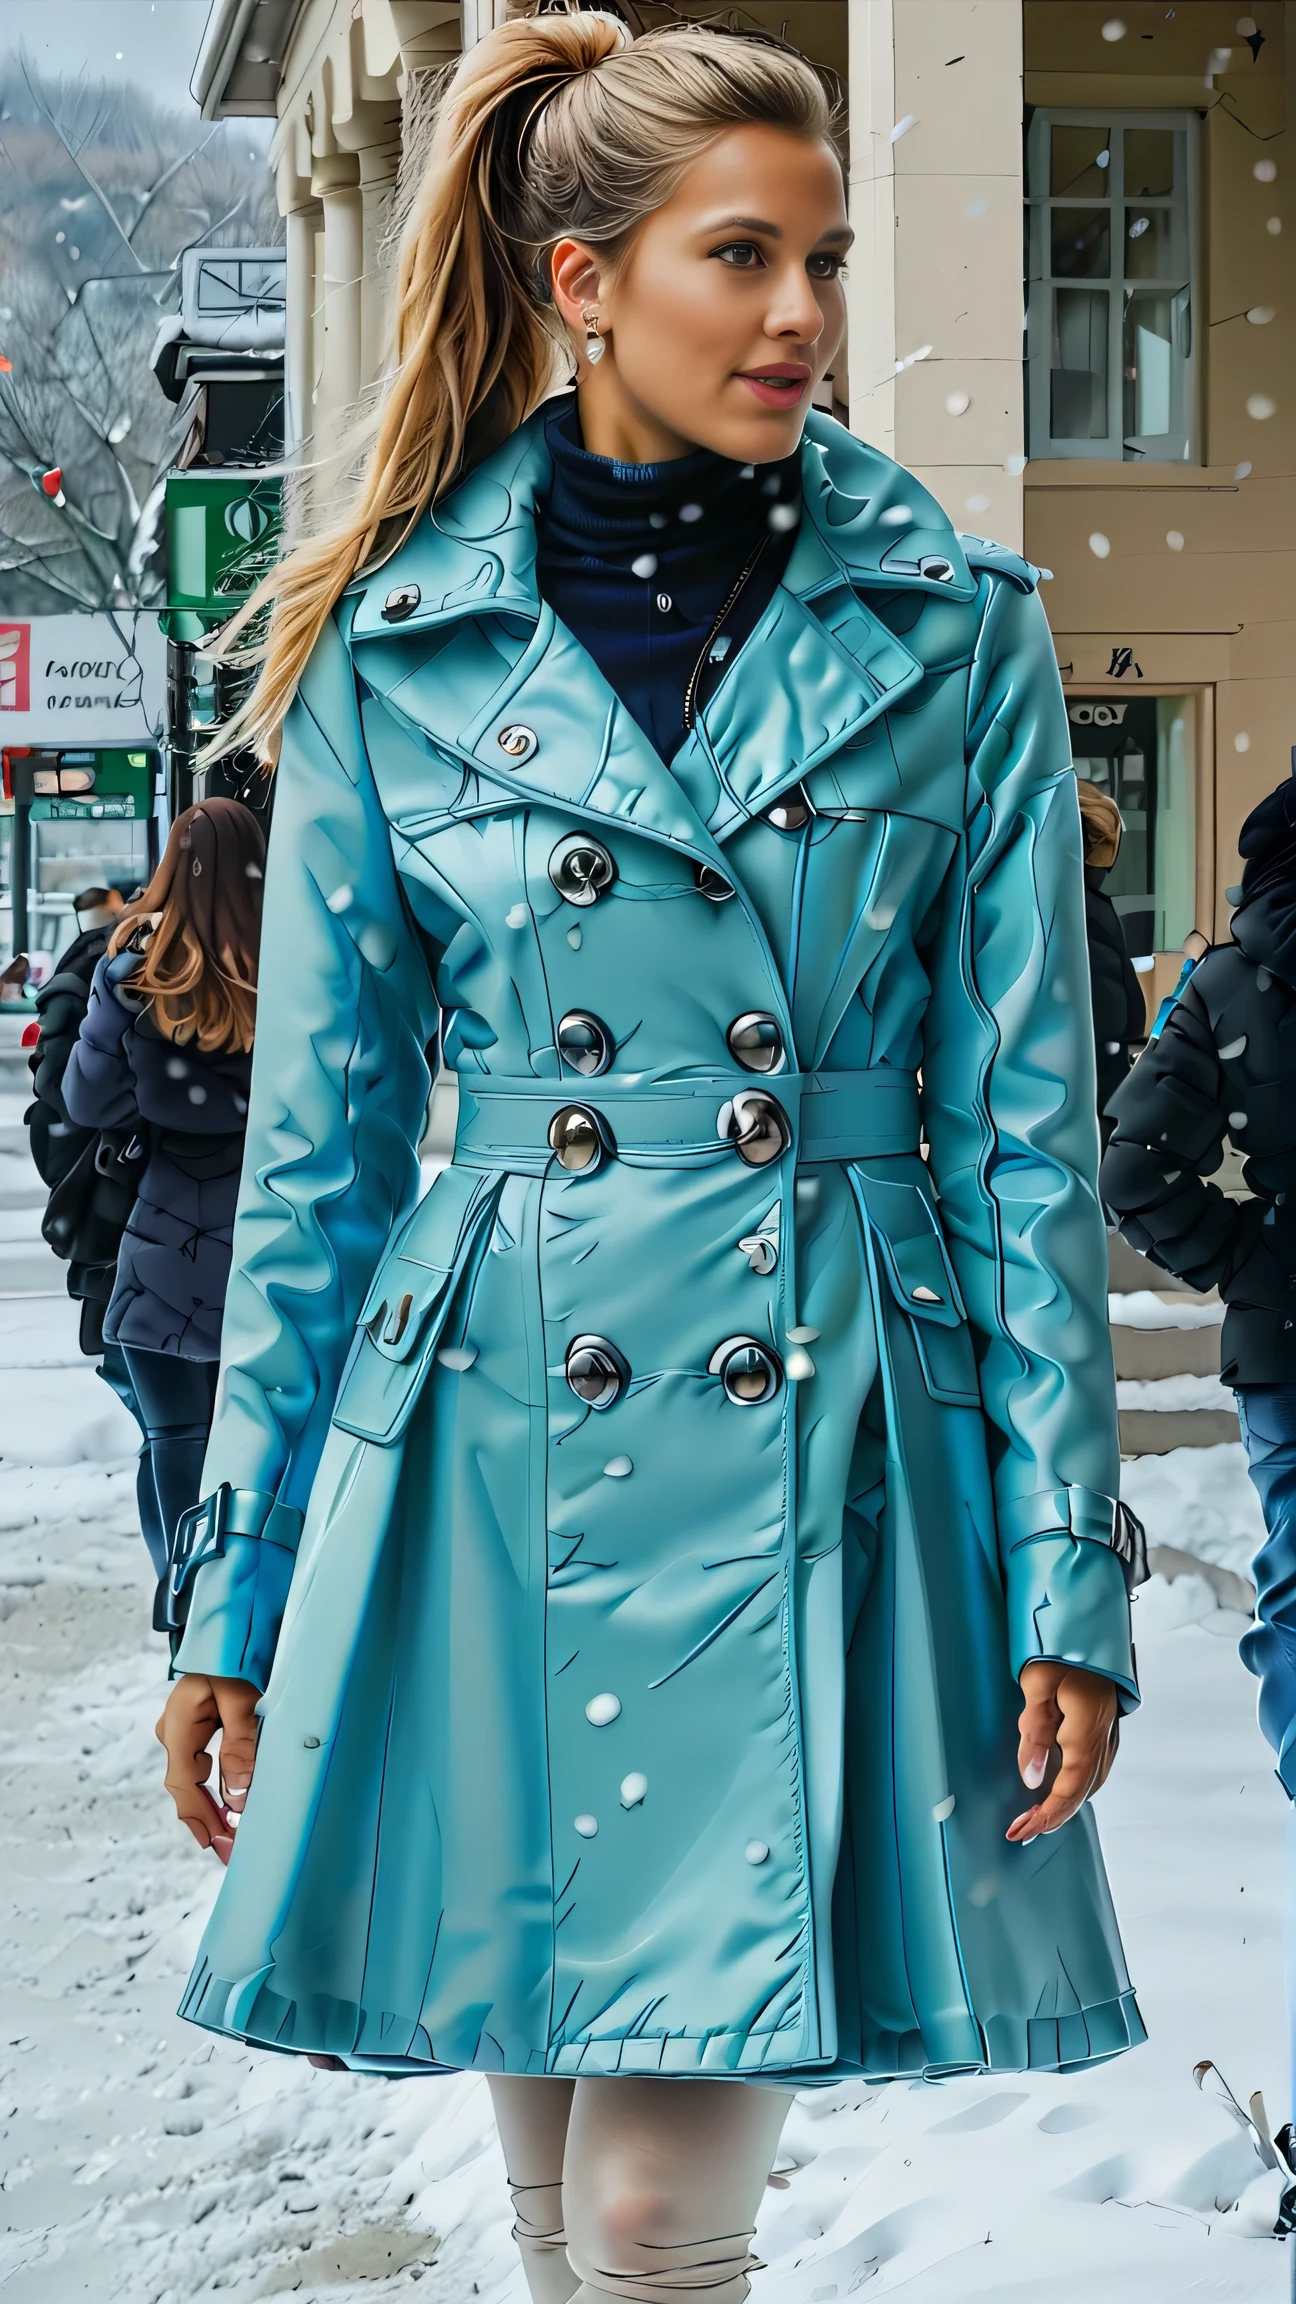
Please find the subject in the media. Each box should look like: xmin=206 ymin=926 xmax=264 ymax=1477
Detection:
xmin=344 ymin=408 xmax=977 ymax=855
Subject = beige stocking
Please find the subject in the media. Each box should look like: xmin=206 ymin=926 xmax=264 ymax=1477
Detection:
xmin=488 ymin=2072 xmax=791 ymax=2304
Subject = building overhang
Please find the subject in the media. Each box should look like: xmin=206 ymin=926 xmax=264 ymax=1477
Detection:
xmin=192 ymin=0 xmax=306 ymax=118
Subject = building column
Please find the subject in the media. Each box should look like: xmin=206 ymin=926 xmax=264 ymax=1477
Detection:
xmin=314 ymin=153 xmax=364 ymax=463
xmin=359 ymin=144 xmax=401 ymax=389
xmin=846 ymin=0 xmax=1025 ymax=550
xmin=284 ymin=201 xmax=320 ymax=460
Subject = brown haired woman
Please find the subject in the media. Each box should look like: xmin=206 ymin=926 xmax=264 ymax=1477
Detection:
xmin=65 ymin=799 xmax=264 ymax=1623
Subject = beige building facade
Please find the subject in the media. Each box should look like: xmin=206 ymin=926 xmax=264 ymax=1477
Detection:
xmin=196 ymin=0 xmax=1294 ymax=1011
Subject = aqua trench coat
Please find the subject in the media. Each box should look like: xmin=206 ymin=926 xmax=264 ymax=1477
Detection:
xmin=173 ymin=409 xmax=1143 ymax=2084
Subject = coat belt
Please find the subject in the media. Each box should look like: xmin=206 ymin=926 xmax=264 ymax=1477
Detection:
xmin=452 ymin=1066 xmax=921 ymax=1174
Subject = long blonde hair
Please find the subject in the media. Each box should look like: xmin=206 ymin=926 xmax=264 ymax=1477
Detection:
xmin=211 ymin=4 xmax=835 ymax=766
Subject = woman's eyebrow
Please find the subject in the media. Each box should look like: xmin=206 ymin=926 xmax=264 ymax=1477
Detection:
xmin=705 ymin=216 xmax=855 ymax=247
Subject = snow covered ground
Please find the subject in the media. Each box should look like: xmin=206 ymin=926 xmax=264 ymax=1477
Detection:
xmin=2 ymin=1292 xmax=1293 ymax=2302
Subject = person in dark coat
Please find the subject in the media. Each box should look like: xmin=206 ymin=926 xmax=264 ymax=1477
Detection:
xmin=1076 ymin=781 xmax=1146 ymax=1144
xmin=24 ymin=883 xmax=166 ymax=1565
xmin=64 ymin=802 xmax=264 ymax=1604
xmin=26 ymin=886 xmax=125 ymax=1196
xmin=1101 ymin=765 xmax=1296 ymax=2133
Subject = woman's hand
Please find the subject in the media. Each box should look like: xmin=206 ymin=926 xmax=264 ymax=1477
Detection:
xmin=156 ymin=1673 xmax=260 ymax=1862
xmin=1006 ymin=1661 xmax=1119 ymax=1844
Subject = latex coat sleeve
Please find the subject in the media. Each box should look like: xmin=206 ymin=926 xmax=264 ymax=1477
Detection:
xmin=172 ymin=618 xmax=438 ymax=1690
xmin=921 ymin=576 xmax=1137 ymax=1708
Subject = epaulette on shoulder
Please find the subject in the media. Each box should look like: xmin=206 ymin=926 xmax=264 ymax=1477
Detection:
xmin=957 ymin=535 xmax=1043 ymax=595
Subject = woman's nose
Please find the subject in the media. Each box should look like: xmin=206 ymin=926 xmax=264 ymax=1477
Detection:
xmin=764 ymin=266 xmax=825 ymax=344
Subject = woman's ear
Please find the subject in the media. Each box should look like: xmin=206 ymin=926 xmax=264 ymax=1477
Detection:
xmin=550 ymin=238 xmax=607 ymax=336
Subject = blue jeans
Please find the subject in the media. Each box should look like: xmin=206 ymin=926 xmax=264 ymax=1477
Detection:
xmin=1235 ymin=1386 xmax=1296 ymax=2133
xmin=120 ymin=1347 xmax=219 ymax=1588
xmin=96 ymin=1340 xmax=166 ymax=1580
xmin=1236 ymin=1387 xmax=1296 ymax=1801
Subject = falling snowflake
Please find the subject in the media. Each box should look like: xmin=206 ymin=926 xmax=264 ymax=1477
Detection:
xmin=1089 ymin=532 xmax=1112 ymax=559
xmin=1246 ymin=393 xmax=1277 ymax=420
xmin=1101 ymin=18 xmax=1126 ymax=40
xmin=945 ymin=390 xmax=970 ymax=416
xmin=1166 ymin=530 xmax=1185 ymax=551
xmin=1234 ymin=734 xmax=1251 ymax=754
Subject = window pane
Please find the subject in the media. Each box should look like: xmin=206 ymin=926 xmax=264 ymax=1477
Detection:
xmin=1125 ymin=206 xmax=1175 ymax=278
xmin=1124 ymin=128 xmax=1175 ymax=197
xmin=1051 ymin=206 xmax=1111 ymax=278
xmin=1051 ymin=124 xmax=1112 ymax=196
xmin=1051 ymin=289 xmax=1109 ymax=439
xmin=1123 ymin=293 xmax=1176 ymax=438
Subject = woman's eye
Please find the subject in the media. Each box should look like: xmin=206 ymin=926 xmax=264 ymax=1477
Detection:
xmin=713 ymin=241 xmax=763 ymax=269
xmin=807 ymin=253 xmax=845 ymax=280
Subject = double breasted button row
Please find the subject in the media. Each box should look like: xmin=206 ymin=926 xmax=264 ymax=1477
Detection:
xmin=545 ymin=833 xmax=737 ymax=909
xmin=553 ymin=1011 xmax=782 ymax=1086
xmin=548 ymin=1088 xmax=791 ymax=1173
xmin=565 ymin=1333 xmax=783 ymax=1409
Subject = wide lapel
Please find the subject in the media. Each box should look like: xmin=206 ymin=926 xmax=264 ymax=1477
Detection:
xmin=683 ymin=414 xmax=981 ymax=844
xmin=346 ymin=409 xmax=734 ymax=878
xmin=345 ymin=406 xmax=982 ymax=863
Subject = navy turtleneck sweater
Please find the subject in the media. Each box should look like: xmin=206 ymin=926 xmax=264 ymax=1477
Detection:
xmin=535 ymin=395 xmax=801 ymax=763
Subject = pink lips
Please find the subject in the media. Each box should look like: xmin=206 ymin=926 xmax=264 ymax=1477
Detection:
xmin=736 ymin=362 xmax=813 ymax=409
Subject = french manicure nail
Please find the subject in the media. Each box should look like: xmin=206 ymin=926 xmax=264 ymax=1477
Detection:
xmin=1023 ymin=1751 xmax=1048 ymax=1790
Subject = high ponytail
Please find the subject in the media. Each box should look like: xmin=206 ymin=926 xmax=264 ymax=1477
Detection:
xmin=210 ymin=3 xmax=834 ymax=767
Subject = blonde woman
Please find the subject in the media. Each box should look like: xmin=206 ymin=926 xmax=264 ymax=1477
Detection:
xmin=156 ymin=11 xmax=1140 ymax=2296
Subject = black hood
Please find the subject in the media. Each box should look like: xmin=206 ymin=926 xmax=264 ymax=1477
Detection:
xmin=1232 ymin=777 xmax=1296 ymax=987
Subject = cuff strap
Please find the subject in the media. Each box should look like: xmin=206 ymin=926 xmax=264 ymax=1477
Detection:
xmin=166 ymin=1482 xmax=304 ymax=1629
xmin=999 ymin=1485 xmax=1117 ymax=1550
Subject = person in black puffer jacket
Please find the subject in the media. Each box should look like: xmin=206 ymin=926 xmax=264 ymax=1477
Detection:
xmin=64 ymin=802 xmax=264 ymax=1617
xmin=1101 ymin=769 xmax=1296 ymax=2078
xmin=26 ymin=886 xmax=125 ymax=1199
xmin=1076 ymin=781 xmax=1146 ymax=1145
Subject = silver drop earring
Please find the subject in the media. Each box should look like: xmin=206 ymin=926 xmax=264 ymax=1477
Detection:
xmin=581 ymin=305 xmax=606 ymax=367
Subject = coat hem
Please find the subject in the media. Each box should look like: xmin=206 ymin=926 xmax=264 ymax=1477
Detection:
xmin=178 ymin=1960 xmax=1145 ymax=2085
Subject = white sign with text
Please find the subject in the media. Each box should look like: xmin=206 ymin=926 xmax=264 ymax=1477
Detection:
xmin=0 ymin=612 xmax=165 ymax=744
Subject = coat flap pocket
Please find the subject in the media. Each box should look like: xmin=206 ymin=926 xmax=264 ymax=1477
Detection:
xmin=356 ymin=1165 xmax=490 ymax=1362
xmin=335 ymin=1170 xmax=500 ymax=1446
xmin=850 ymin=1171 xmax=967 ymax=1328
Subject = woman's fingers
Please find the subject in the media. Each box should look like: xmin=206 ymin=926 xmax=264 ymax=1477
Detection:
xmin=157 ymin=1675 xmax=230 ymax=1853
xmin=212 ymin=1676 xmax=262 ymax=1812
xmin=156 ymin=1673 xmax=261 ymax=1858
xmin=1007 ymin=1663 xmax=1118 ymax=1843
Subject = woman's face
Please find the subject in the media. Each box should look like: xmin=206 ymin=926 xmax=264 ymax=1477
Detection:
xmin=550 ymin=123 xmax=850 ymax=467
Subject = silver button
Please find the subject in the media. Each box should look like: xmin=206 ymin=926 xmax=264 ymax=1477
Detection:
xmin=498 ymin=723 xmax=537 ymax=760
xmin=910 ymin=1285 xmax=942 ymax=1305
xmin=695 ymin=863 xmax=735 ymax=902
xmin=565 ymin=1334 xmax=630 ymax=1409
xmin=381 ymin=582 xmax=421 ymax=622
xmin=765 ymin=784 xmax=812 ymax=832
xmin=549 ymin=834 xmax=616 ymax=907
xmin=708 ymin=1336 xmax=783 ymax=1405
xmin=919 ymin=554 xmax=955 ymax=582
xmin=726 ymin=1012 xmax=785 ymax=1074
xmin=722 ymin=1089 xmax=790 ymax=1168
xmin=548 ymin=1105 xmax=606 ymax=1172
xmin=557 ymin=1011 xmax=613 ymax=1077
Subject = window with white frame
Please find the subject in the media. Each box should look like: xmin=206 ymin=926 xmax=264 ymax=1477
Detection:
xmin=1026 ymin=111 xmax=1199 ymax=461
